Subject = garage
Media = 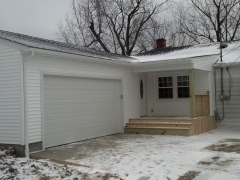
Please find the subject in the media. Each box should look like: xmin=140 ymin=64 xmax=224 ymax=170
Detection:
xmin=43 ymin=75 xmax=122 ymax=148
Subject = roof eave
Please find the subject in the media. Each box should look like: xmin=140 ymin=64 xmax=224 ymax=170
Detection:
xmin=0 ymin=37 xmax=29 ymax=51
xmin=23 ymin=47 xmax=132 ymax=66
xmin=130 ymin=58 xmax=194 ymax=73
xmin=213 ymin=62 xmax=240 ymax=67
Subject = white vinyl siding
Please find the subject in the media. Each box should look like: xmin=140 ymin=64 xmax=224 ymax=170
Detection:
xmin=25 ymin=55 xmax=139 ymax=143
xmin=193 ymin=55 xmax=219 ymax=71
xmin=195 ymin=70 xmax=209 ymax=95
xmin=147 ymin=70 xmax=190 ymax=116
xmin=194 ymin=70 xmax=215 ymax=115
xmin=209 ymin=71 xmax=215 ymax=115
xmin=215 ymin=66 xmax=240 ymax=126
xmin=0 ymin=43 xmax=22 ymax=144
xmin=146 ymin=69 xmax=213 ymax=117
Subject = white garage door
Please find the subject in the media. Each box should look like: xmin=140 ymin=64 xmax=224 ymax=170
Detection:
xmin=43 ymin=75 xmax=122 ymax=148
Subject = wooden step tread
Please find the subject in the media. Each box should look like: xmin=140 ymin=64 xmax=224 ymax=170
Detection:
xmin=130 ymin=118 xmax=193 ymax=120
xmin=124 ymin=127 xmax=190 ymax=130
xmin=127 ymin=122 xmax=192 ymax=125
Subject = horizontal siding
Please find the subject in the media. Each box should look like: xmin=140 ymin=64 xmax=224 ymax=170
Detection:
xmin=194 ymin=70 xmax=215 ymax=115
xmin=193 ymin=55 xmax=218 ymax=71
xmin=0 ymin=43 xmax=22 ymax=144
xmin=26 ymin=55 xmax=139 ymax=143
xmin=209 ymin=71 xmax=215 ymax=115
xmin=147 ymin=71 xmax=190 ymax=116
xmin=215 ymin=66 xmax=240 ymax=126
xmin=194 ymin=71 xmax=209 ymax=94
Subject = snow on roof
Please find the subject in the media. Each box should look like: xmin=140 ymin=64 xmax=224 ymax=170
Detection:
xmin=0 ymin=30 xmax=134 ymax=62
xmin=1 ymin=30 xmax=239 ymax=65
xmin=132 ymin=41 xmax=240 ymax=64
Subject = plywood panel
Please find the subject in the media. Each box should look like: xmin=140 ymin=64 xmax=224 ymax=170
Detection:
xmin=195 ymin=95 xmax=210 ymax=117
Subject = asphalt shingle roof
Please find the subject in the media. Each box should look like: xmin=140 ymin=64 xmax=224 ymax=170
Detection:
xmin=0 ymin=30 xmax=134 ymax=62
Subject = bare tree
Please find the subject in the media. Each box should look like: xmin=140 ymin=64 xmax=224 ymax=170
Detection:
xmin=174 ymin=0 xmax=240 ymax=44
xmin=55 ymin=0 xmax=167 ymax=55
xmin=138 ymin=15 xmax=195 ymax=51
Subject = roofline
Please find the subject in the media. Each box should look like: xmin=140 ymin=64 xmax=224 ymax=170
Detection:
xmin=213 ymin=62 xmax=240 ymax=67
xmin=131 ymin=54 xmax=220 ymax=65
xmin=0 ymin=36 xmax=134 ymax=63
xmin=23 ymin=48 xmax=132 ymax=67
xmin=0 ymin=37 xmax=28 ymax=51
xmin=130 ymin=57 xmax=192 ymax=66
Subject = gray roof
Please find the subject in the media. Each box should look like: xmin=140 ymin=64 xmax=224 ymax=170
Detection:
xmin=138 ymin=45 xmax=191 ymax=56
xmin=0 ymin=30 xmax=134 ymax=62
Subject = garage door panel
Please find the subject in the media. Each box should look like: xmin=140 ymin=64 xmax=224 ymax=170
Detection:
xmin=44 ymin=75 xmax=121 ymax=148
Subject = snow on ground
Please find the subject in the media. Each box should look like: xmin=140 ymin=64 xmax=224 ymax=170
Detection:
xmin=0 ymin=147 xmax=120 ymax=180
xmin=1 ymin=126 xmax=240 ymax=180
xmin=64 ymin=126 xmax=240 ymax=180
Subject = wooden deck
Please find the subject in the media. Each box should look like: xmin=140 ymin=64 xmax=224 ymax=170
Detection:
xmin=124 ymin=115 xmax=216 ymax=136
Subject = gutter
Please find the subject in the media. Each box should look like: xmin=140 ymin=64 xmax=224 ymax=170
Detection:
xmin=23 ymin=52 xmax=35 ymax=157
xmin=213 ymin=62 xmax=240 ymax=67
xmin=25 ymin=47 xmax=133 ymax=66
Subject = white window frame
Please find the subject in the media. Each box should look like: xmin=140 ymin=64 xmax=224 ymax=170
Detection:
xmin=177 ymin=75 xmax=190 ymax=98
xmin=158 ymin=76 xmax=173 ymax=99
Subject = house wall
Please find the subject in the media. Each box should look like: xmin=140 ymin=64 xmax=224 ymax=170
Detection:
xmin=0 ymin=43 xmax=23 ymax=145
xmin=146 ymin=70 xmax=190 ymax=117
xmin=25 ymin=54 xmax=139 ymax=144
xmin=146 ymin=69 xmax=212 ymax=117
xmin=215 ymin=65 xmax=240 ymax=126
xmin=193 ymin=55 xmax=219 ymax=71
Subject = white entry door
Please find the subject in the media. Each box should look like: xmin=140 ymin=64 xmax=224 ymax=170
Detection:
xmin=140 ymin=75 xmax=147 ymax=116
xmin=43 ymin=75 xmax=121 ymax=148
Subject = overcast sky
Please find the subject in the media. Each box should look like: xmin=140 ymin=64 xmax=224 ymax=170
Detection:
xmin=0 ymin=0 xmax=70 ymax=40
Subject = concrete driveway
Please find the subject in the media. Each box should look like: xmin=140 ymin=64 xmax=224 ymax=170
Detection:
xmin=31 ymin=134 xmax=132 ymax=163
xmin=31 ymin=127 xmax=240 ymax=180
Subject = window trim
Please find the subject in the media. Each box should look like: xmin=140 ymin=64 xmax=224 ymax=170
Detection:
xmin=158 ymin=76 xmax=173 ymax=99
xmin=177 ymin=75 xmax=190 ymax=98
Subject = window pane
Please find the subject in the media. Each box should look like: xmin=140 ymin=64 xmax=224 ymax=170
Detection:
xmin=183 ymin=76 xmax=188 ymax=81
xmin=168 ymin=77 xmax=172 ymax=81
xmin=163 ymin=77 xmax=167 ymax=81
xmin=183 ymin=87 xmax=189 ymax=92
xmin=178 ymin=87 xmax=189 ymax=98
xmin=183 ymin=81 xmax=188 ymax=86
xmin=178 ymin=75 xmax=189 ymax=87
xmin=159 ymin=88 xmax=173 ymax=99
xmin=168 ymin=82 xmax=173 ymax=86
xmin=158 ymin=77 xmax=162 ymax=83
xmin=177 ymin=76 xmax=182 ymax=81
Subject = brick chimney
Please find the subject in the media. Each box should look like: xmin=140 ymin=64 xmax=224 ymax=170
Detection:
xmin=156 ymin=38 xmax=166 ymax=48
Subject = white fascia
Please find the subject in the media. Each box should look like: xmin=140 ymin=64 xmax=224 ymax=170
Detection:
xmin=25 ymin=47 xmax=132 ymax=67
xmin=130 ymin=58 xmax=193 ymax=73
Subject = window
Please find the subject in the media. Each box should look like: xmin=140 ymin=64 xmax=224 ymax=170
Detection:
xmin=158 ymin=77 xmax=173 ymax=99
xmin=177 ymin=75 xmax=190 ymax=98
xmin=140 ymin=79 xmax=144 ymax=99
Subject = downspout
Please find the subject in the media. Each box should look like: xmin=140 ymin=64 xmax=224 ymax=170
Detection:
xmin=23 ymin=52 xmax=35 ymax=157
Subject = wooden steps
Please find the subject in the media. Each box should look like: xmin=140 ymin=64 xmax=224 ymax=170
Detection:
xmin=124 ymin=116 xmax=217 ymax=136
xmin=129 ymin=118 xmax=193 ymax=123
xmin=124 ymin=127 xmax=190 ymax=136
xmin=126 ymin=122 xmax=192 ymax=128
